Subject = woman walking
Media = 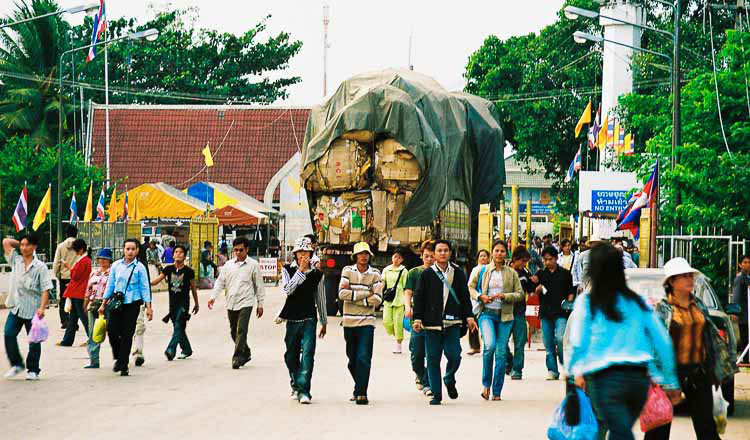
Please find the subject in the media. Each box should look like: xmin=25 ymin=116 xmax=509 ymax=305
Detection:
xmin=644 ymin=258 xmax=735 ymax=440
xmin=99 ymin=239 xmax=152 ymax=376
xmin=559 ymin=239 xmax=575 ymax=271
xmin=567 ymin=244 xmax=680 ymax=440
xmin=468 ymin=239 xmax=522 ymax=400
xmin=57 ymin=239 xmax=92 ymax=347
xmin=466 ymin=249 xmax=490 ymax=356
xmin=382 ymin=248 xmax=408 ymax=354
xmin=82 ymin=248 xmax=113 ymax=368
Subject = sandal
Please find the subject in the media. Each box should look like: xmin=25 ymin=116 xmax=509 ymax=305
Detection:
xmin=481 ymin=389 xmax=490 ymax=400
xmin=492 ymin=396 xmax=502 ymax=401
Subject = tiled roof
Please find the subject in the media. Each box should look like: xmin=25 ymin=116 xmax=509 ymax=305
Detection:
xmin=503 ymin=154 xmax=555 ymax=188
xmin=89 ymin=104 xmax=310 ymax=201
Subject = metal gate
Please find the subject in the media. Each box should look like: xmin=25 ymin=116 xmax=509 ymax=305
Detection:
xmin=189 ymin=214 xmax=219 ymax=274
xmin=76 ymin=221 xmax=140 ymax=261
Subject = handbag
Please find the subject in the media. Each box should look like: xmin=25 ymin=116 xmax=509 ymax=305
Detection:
xmin=382 ymin=268 xmax=405 ymax=303
xmin=548 ymin=385 xmax=598 ymax=440
xmin=434 ymin=268 xmax=469 ymax=337
xmin=639 ymin=384 xmax=673 ymax=432
xmin=106 ymin=263 xmax=137 ymax=314
xmin=471 ymin=266 xmax=487 ymax=316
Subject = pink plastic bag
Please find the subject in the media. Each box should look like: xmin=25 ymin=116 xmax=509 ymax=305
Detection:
xmin=640 ymin=385 xmax=673 ymax=432
xmin=28 ymin=314 xmax=49 ymax=344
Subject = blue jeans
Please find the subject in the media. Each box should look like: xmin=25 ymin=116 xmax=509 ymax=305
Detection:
xmin=61 ymin=298 xmax=89 ymax=346
xmin=166 ymin=307 xmax=193 ymax=357
xmin=4 ymin=312 xmax=41 ymax=374
xmin=344 ymin=325 xmax=374 ymax=397
xmin=478 ymin=313 xmax=513 ymax=396
xmin=506 ymin=313 xmax=527 ymax=376
xmin=424 ymin=325 xmax=462 ymax=402
xmin=408 ymin=325 xmax=429 ymax=386
xmin=86 ymin=308 xmax=101 ymax=365
xmin=587 ymin=366 xmax=650 ymax=440
xmin=541 ymin=317 xmax=567 ymax=375
xmin=284 ymin=319 xmax=317 ymax=397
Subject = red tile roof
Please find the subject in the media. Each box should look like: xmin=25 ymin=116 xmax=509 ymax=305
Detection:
xmin=89 ymin=105 xmax=310 ymax=201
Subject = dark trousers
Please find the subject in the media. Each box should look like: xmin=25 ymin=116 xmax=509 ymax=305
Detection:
xmin=107 ymin=300 xmax=142 ymax=371
xmin=227 ymin=307 xmax=252 ymax=364
xmin=424 ymin=325 xmax=462 ymax=402
xmin=58 ymin=279 xmax=70 ymax=325
xmin=738 ymin=321 xmax=749 ymax=364
xmin=344 ymin=325 xmax=374 ymax=397
xmin=506 ymin=313 xmax=527 ymax=375
xmin=586 ymin=365 xmax=650 ymax=440
xmin=4 ymin=312 xmax=41 ymax=374
xmin=409 ymin=327 xmax=429 ymax=386
xmin=644 ymin=365 xmax=721 ymax=440
xmin=284 ymin=319 xmax=317 ymax=397
xmin=166 ymin=307 xmax=192 ymax=357
xmin=60 ymin=298 xmax=89 ymax=346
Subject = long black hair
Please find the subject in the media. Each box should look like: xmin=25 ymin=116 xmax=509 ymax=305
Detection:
xmin=587 ymin=243 xmax=647 ymax=321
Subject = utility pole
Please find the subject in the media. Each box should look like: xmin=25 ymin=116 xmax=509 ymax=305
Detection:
xmin=673 ymin=0 xmax=682 ymax=230
xmin=323 ymin=5 xmax=331 ymax=97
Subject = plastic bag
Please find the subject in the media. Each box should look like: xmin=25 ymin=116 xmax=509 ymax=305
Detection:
xmin=64 ymin=297 xmax=72 ymax=313
xmin=92 ymin=315 xmax=107 ymax=344
xmin=639 ymin=385 xmax=673 ymax=432
xmin=713 ymin=386 xmax=728 ymax=435
xmin=548 ymin=387 xmax=598 ymax=440
xmin=403 ymin=316 xmax=412 ymax=333
xmin=28 ymin=314 xmax=49 ymax=343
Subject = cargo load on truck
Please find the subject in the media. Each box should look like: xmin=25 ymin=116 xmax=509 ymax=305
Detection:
xmin=300 ymin=68 xmax=504 ymax=251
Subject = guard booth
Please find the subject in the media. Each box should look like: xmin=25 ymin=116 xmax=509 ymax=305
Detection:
xmin=189 ymin=214 xmax=219 ymax=275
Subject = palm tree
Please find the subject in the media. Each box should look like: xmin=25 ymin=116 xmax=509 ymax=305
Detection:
xmin=0 ymin=0 xmax=73 ymax=148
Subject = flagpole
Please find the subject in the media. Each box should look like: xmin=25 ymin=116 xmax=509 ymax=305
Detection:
xmin=104 ymin=20 xmax=111 ymax=188
xmin=649 ymin=160 xmax=659 ymax=268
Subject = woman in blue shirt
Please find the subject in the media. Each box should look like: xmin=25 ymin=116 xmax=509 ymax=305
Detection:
xmin=567 ymin=243 xmax=680 ymax=440
xmin=99 ymin=238 xmax=152 ymax=376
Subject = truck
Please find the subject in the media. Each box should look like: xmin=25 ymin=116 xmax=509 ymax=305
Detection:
xmin=299 ymin=69 xmax=506 ymax=314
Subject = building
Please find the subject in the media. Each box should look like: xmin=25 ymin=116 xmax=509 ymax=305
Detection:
xmin=503 ymin=153 xmax=556 ymax=220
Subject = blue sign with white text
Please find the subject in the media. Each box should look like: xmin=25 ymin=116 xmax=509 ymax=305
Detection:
xmin=519 ymin=203 xmax=552 ymax=215
xmin=591 ymin=190 xmax=628 ymax=213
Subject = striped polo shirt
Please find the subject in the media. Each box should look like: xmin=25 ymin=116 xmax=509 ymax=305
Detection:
xmin=6 ymin=249 xmax=54 ymax=320
xmin=338 ymin=264 xmax=383 ymax=327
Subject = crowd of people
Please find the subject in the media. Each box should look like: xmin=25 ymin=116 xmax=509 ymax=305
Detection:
xmin=1 ymin=226 xmax=743 ymax=439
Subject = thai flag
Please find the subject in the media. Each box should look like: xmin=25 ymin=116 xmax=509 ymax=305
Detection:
xmin=587 ymin=104 xmax=601 ymax=150
xmin=616 ymin=162 xmax=659 ymax=239
xmin=12 ymin=185 xmax=28 ymax=232
xmin=123 ymin=191 xmax=129 ymax=222
xmin=564 ymin=148 xmax=582 ymax=183
xmin=69 ymin=193 xmax=78 ymax=225
xmin=86 ymin=0 xmax=106 ymax=62
xmin=95 ymin=186 xmax=106 ymax=221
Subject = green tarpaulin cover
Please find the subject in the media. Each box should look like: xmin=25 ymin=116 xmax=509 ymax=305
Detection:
xmin=301 ymin=68 xmax=505 ymax=227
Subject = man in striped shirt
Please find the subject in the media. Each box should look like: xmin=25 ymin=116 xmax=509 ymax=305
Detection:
xmin=337 ymin=242 xmax=383 ymax=405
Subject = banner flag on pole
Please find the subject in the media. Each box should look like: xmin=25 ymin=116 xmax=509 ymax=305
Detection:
xmin=564 ymin=147 xmax=582 ymax=183
xmin=616 ymin=162 xmax=659 ymax=238
xmin=86 ymin=0 xmax=107 ymax=62
xmin=597 ymin=114 xmax=609 ymax=150
xmin=123 ymin=187 xmax=129 ymax=222
xmin=575 ymin=100 xmax=592 ymax=137
xmin=12 ymin=184 xmax=28 ymax=232
xmin=69 ymin=189 xmax=78 ymax=225
xmin=95 ymin=185 xmax=106 ymax=221
xmin=108 ymin=184 xmax=118 ymax=222
xmin=202 ymin=142 xmax=214 ymax=167
xmin=623 ymin=132 xmax=634 ymax=155
xmin=587 ymin=104 xmax=601 ymax=150
xmin=84 ymin=182 xmax=94 ymax=222
xmin=606 ymin=117 xmax=616 ymax=147
xmin=32 ymin=184 xmax=52 ymax=231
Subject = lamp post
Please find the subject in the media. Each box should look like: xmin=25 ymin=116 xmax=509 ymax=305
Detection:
xmin=56 ymin=29 xmax=158 ymax=241
xmin=0 ymin=3 xmax=99 ymax=29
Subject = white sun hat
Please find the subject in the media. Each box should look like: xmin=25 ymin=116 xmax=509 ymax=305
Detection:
xmin=662 ymin=257 xmax=700 ymax=286
xmin=292 ymin=237 xmax=315 ymax=255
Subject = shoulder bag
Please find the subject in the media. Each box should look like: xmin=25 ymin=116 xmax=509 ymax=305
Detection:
xmin=382 ymin=268 xmax=405 ymax=303
xmin=106 ymin=263 xmax=137 ymax=314
xmin=434 ymin=268 xmax=469 ymax=337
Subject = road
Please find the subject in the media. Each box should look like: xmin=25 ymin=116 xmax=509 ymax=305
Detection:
xmin=1 ymin=285 xmax=749 ymax=439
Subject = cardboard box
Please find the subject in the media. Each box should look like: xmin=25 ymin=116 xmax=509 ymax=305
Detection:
xmin=375 ymin=138 xmax=421 ymax=192
xmin=307 ymin=138 xmax=371 ymax=192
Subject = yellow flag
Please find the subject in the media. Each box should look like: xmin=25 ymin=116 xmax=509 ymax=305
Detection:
xmin=202 ymin=142 xmax=214 ymax=167
xmin=574 ymin=100 xmax=592 ymax=137
xmin=597 ymin=114 xmax=609 ymax=149
xmin=32 ymin=184 xmax=52 ymax=231
xmin=108 ymin=184 xmax=118 ymax=222
xmin=83 ymin=182 xmax=94 ymax=222
xmin=613 ymin=120 xmax=621 ymax=153
xmin=624 ymin=132 xmax=633 ymax=155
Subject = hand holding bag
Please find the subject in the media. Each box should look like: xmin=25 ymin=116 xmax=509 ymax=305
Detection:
xmin=106 ymin=264 xmax=137 ymax=314
xmin=29 ymin=314 xmax=49 ymax=343
xmin=639 ymin=384 xmax=673 ymax=432
xmin=547 ymin=385 xmax=598 ymax=440
xmin=92 ymin=314 xmax=107 ymax=344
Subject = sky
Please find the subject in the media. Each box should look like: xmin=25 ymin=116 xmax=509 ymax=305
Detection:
xmin=2 ymin=0 xmax=563 ymax=106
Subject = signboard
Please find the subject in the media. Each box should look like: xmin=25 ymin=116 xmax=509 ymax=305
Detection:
xmin=591 ymin=190 xmax=629 ymax=213
xmin=519 ymin=203 xmax=551 ymax=215
xmin=259 ymin=257 xmax=278 ymax=278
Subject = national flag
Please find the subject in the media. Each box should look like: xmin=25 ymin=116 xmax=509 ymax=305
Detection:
xmin=84 ymin=182 xmax=93 ymax=222
xmin=69 ymin=190 xmax=78 ymax=225
xmin=597 ymin=114 xmax=609 ymax=149
xmin=12 ymin=185 xmax=28 ymax=232
xmin=613 ymin=120 xmax=620 ymax=150
xmin=564 ymin=148 xmax=582 ymax=183
xmin=86 ymin=0 xmax=107 ymax=62
xmin=623 ymin=132 xmax=634 ymax=155
xmin=32 ymin=184 xmax=51 ymax=231
xmin=202 ymin=142 xmax=214 ymax=167
xmin=95 ymin=186 xmax=106 ymax=221
xmin=108 ymin=184 xmax=118 ymax=222
xmin=587 ymin=104 xmax=601 ymax=149
xmin=575 ymin=100 xmax=592 ymax=137
xmin=606 ymin=117 xmax=616 ymax=147
xmin=618 ymin=125 xmax=626 ymax=152
xmin=616 ymin=162 xmax=659 ymax=239
xmin=123 ymin=189 xmax=129 ymax=222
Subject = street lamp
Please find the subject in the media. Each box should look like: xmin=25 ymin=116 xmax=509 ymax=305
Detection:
xmin=0 ymin=3 xmax=99 ymax=29
xmin=56 ymin=29 xmax=159 ymax=241
xmin=572 ymin=31 xmax=672 ymax=64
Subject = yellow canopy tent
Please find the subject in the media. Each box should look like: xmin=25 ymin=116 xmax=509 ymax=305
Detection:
xmin=185 ymin=182 xmax=277 ymax=214
xmin=112 ymin=183 xmax=208 ymax=220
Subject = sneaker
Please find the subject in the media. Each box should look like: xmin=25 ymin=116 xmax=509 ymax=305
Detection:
xmin=393 ymin=341 xmax=402 ymax=354
xmin=290 ymin=390 xmax=299 ymax=400
xmin=546 ymin=371 xmax=560 ymax=381
xmin=415 ymin=378 xmax=424 ymax=391
xmin=165 ymin=351 xmax=175 ymax=361
xmin=83 ymin=364 xmax=100 ymax=369
xmin=25 ymin=372 xmax=39 ymax=381
xmin=4 ymin=366 xmax=24 ymax=379
xmin=355 ymin=396 xmax=369 ymax=405
xmin=232 ymin=360 xmax=241 ymax=370
xmin=178 ymin=353 xmax=192 ymax=360
xmin=423 ymin=387 xmax=433 ymax=397
xmin=446 ymin=383 xmax=458 ymax=399
xmin=429 ymin=398 xmax=441 ymax=405
xmin=134 ymin=356 xmax=145 ymax=367
xmin=299 ymin=394 xmax=312 ymax=404
xmin=511 ymin=373 xmax=522 ymax=380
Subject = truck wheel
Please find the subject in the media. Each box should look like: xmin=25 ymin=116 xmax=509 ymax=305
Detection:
xmin=324 ymin=274 xmax=341 ymax=316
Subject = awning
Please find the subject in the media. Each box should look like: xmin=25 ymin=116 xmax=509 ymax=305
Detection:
xmin=115 ymin=183 xmax=208 ymax=220
xmin=213 ymin=204 xmax=268 ymax=226
xmin=186 ymin=182 xmax=277 ymax=214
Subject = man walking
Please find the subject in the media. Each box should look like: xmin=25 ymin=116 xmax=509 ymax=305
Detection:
xmin=337 ymin=242 xmax=383 ymax=405
xmin=3 ymin=235 xmax=53 ymax=380
xmin=403 ymin=240 xmax=435 ymax=396
xmin=413 ymin=240 xmax=477 ymax=405
xmin=209 ymin=237 xmax=265 ymax=369
xmin=732 ymin=254 xmax=750 ymax=364
xmin=535 ymin=246 xmax=575 ymax=380
xmin=52 ymin=224 xmax=78 ymax=328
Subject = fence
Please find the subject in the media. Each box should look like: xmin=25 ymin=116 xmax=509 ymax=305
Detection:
xmin=75 ymin=221 xmax=141 ymax=261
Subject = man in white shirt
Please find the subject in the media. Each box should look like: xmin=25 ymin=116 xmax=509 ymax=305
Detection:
xmin=209 ymin=236 xmax=265 ymax=369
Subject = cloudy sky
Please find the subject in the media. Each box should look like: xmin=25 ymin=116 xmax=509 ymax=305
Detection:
xmin=2 ymin=0 xmax=563 ymax=105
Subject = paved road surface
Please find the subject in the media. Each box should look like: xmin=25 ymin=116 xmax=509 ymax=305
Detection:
xmin=1 ymin=285 xmax=749 ymax=439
